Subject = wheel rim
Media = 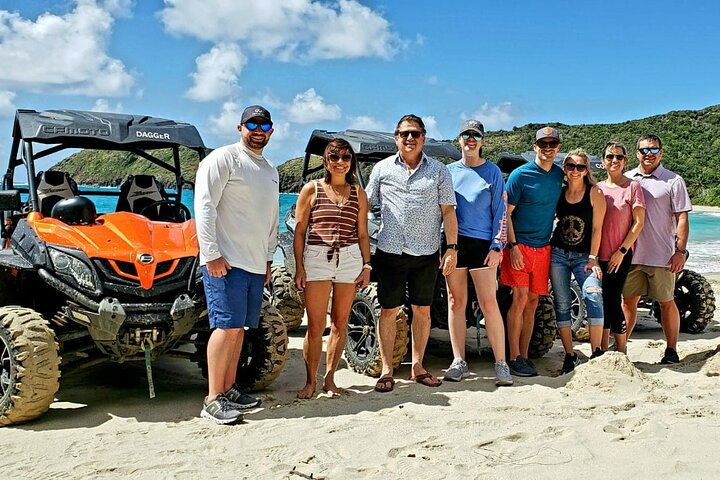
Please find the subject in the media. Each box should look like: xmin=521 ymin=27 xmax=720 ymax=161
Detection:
xmin=346 ymin=299 xmax=377 ymax=361
xmin=1 ymin=333 xmax=11 ymax=401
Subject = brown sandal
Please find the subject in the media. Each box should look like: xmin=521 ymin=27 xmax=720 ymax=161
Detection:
xmin=374 ymin=375 xmax=395 ymax=393
xmin=410 ymin=372 xmax=442 ymax=387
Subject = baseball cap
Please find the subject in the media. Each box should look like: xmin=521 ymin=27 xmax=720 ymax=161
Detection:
xmin=459 ymin=119 xmax=484 ymax=136
xmin=535 ymin=126 xmax=560 ymax=141
xmin=241 ymin=105 xmax=272 ymax=125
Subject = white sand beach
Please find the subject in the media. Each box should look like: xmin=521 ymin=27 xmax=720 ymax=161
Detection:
xmin=3 ymin=276 xmax=720 ymax=479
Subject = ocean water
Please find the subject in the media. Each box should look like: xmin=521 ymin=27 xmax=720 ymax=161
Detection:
xmin=85 ymin=191 xmax=720 ymax=274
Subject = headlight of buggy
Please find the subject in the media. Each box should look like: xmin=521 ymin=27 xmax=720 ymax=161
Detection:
xmin=48 ymin=248 xmax=97 ymax=291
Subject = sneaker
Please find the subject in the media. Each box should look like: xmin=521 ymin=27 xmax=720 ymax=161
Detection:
xmin=225 ymin=384 xmax=262 ymax=409
xmin=200 ymin=394 xmax=243 ymax=425
xmin=560 ymin=352 xmax=581 ymax=374
xmin=590 ymin=347 xmax=604 ymax=359
xmin=443 ymin=358 xmax=470 ymax=382
xmin=607 ymin=343 xmax=618 ymax=352
xmin=660 ymin=347 xmax=680 ymax=365
xmin=494 ymin=361 xmax=514 ymax=386
xmin=508 ymin=356 xmax=538 ymax=377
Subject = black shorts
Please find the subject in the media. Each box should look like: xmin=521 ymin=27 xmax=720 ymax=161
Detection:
xmin=374 ymin=249 xmax=440 ymax=309
xmin=443 ymin=235 xmax=492 ymax=270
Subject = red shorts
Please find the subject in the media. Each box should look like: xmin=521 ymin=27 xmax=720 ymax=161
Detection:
xmin=500 ymin=244 xmax=551 ymax=295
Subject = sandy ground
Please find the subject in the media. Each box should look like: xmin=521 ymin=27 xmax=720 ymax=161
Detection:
xmin=3 ymin=275 xmax=720 ymax=479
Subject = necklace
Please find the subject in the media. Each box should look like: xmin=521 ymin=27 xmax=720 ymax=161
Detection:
xmin=328 ymin=183 xmax=348 ymax=207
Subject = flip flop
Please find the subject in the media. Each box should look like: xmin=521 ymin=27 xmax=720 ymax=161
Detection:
xmin=374 ymin=375 xmax=395 ymax=393
xmin=410 ymin=372 xmax=442 ymax=387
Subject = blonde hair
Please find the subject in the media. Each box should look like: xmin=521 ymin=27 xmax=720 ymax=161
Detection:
xmin=563 ymin=148 xmax=596 ymax=186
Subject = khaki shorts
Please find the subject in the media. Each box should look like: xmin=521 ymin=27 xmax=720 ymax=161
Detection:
xmin=303 ymin=243 xmax=363 ymax=284
xmin=622 ymin=265 xmax=676 ymax=302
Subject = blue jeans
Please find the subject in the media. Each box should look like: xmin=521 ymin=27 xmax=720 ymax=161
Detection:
xmin=549 ymin=247 xmax=603 ymax=328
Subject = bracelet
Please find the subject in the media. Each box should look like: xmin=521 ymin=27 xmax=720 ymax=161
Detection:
xmin=676 ymin=248 xmax=687 ymax=255
xmin=362 ymin=262 xmax=372 ymax=271
xmin=588 ymin=254 xmax=598 ymax=261
xmin=508 ymin=242 xmax=518 ymax=250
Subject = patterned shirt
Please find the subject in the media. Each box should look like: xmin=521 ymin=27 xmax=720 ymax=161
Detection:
xmin=367 ymin=153 xmax=456 ymax=256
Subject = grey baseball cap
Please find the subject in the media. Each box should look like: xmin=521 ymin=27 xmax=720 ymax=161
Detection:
xmin=241 ymin=105 xmax=272 ymax=125
xmin=459 ymin=119 xmax=485 ymax=136
xmin=535 ymin=126 xmax=560 ymax=141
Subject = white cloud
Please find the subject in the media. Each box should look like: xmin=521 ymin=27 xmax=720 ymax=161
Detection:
xmin=161 ymin=0 xmax=401 ymax=62
xmin=91 ymin=98 xmax=123 ymax=112
xmin=426 ymin=75 xmax=439 ymax=86
xmin=208 ymin=100 xmax=243 ymax=140
xmin=0 ymin=1 xmax=134 ymax=96
xmin=186 ymin=43 xmax=246 ymax=102
xmin=464 ymin=102 xmax=516 ymax=131
xmin=285 ymin=88 xmax=341 ymax=124
xmin=346 ymin=115 xmax=386 ymax=131
xmin=0 ymin=90 xmax=16 ymax=116
xmin=423 ymin=115 xmax=443 ymax=140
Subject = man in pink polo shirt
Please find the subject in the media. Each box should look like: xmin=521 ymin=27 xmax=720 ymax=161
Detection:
xmin=621 ymin=134 xmax=691 ymax=364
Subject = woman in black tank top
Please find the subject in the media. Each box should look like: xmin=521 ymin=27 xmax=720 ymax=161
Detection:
xmin=549 ymin=149 xmax=607 ymax=373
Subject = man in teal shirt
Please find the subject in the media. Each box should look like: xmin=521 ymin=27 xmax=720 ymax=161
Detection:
xmin=501 ymin=126 xmax=564 ymax=376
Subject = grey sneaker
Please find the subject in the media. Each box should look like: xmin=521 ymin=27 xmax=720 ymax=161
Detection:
xmin=508 ymin=356 xmax=538 ymax=377
xmin=560 ymin=352 xmax=581 ymax=374
xmin=443 ymin=358 xmax=470 ymax=382
xmin=494 ymin=361 xmax=514 ymax=386
xmin=225 ymin=384 xmax=262 ymax=409
xmin=200 ymin=394 xmax=244 ymax=425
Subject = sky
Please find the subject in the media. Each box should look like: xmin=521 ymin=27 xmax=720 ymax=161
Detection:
xmin=1 ymin=0 xmax=719 ymax=169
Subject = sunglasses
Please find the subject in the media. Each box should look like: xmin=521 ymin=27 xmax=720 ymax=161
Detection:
xmin=604 ymin=154 xmax=626 ymax=162
xmin=564 ymin=163 xmax=587 ymax=172
xmin=536 ymin=140 xmax=559 ymax=149
xmin=328 ymin=154 xmax=352 ymax=163
xmin=638 ymin=147 xmax=661 ymax=155
xmin=396 ymin=130 xmax=424 ymax=139
xmin=460 ymin=132 xmax=483 ymax=141
xmin=244 ymin=121 xmax=272 ymax=132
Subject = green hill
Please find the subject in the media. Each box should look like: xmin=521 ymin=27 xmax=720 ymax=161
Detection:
xmin=52 ymin=105 xmax=720 ymax=205
xmin=277 ymin=104 xmax=720 ymax=206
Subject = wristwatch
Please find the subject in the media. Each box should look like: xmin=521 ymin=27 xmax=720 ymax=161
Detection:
xmin=588 ymin=254 xmax=598 ymax=260
xmin=491 ymin=246 xmax=501 ymax=252
xmin=446 ymin=244 xmax=459 ymax=250
xmin=676 ymin=248 xmax=688 ymax=255
xmin=507 ymin=242 xmax=518 ymax=250
xmin=619 ymin=246 xmax=628 ymax=254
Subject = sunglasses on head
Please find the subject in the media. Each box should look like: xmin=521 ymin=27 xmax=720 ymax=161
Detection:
xmin=244 ymin=121 xmax=272 ymax=132
xmin=396 ymin=130 xmax=424 ymax=139
xmin=604 ymin=154 xmax=626 ymax=162
xmin=638 ymin=147 xmax=661 ymax=155
xmin=328 ymin=153 xmax=352 ymax=162
xmin=536 ymin=140 xmax=559 ymax=149
xmin=460 ymin=132 xmax=483 ymax=141
xmin=564 ymin=163 xmax=587 ymax=172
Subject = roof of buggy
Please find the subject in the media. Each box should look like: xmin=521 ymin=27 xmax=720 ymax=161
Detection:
xmin=12 ymin=109 xmax=206 ymax=151
xmin=305 ymin=129 xmax=462 ymax=160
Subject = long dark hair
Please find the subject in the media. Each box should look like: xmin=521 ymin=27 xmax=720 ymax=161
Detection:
xmin=323 ymin=138 xmax=357 ymax=185
xmin=563 ymin=148 xmax=596 ymax=186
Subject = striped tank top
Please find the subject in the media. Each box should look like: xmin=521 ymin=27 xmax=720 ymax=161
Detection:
xmin=307 ymin=180 xmax=360 ymax=259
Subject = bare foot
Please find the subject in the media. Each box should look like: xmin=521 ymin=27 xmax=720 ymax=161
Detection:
xmin=322 ymin=379 xmax=343 ymax=398
xmin=296 ymin=383 xmax=316 ymax=399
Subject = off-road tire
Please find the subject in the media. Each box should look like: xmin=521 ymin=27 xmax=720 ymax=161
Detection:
xmin=192 ymin=301 xmax=288 ymax=392
xmin=344 ymin=284 xmax=409 ymax=377
xmin=569 ymin=280 xmax=587 ymax=336
xmin=528 ymin=295 xmax=558 ymax=358
xmin=0 ymin=306 xmax=60 ymax=426
xmin=270 ymin=265 xmax=304 ymax=332
xmin=653 ymin=269 xmax=716 ymax=334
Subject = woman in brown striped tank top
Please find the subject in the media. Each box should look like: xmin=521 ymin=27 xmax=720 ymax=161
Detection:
xmin=293 ymin=138 xmax=371 ymax=399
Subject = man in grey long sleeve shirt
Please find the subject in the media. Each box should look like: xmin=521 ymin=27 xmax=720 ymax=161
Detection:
xmin=366 ymin=114 xmax=459 ymax=393
xmin=194 ymin=105 xmax=279 ymax=424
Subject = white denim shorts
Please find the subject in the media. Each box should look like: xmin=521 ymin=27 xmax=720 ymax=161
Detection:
xmin=303 ymin=243 xmax=363 ymax=283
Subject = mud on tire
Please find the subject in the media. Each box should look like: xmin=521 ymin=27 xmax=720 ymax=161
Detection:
xmin=344 ymin=284 xmax=409 ymax=377
xmin=270 ymin=265 xmax=304 ymax=332
xmin=0 ymin=306 xmax=60 ymax=426
xmin=192 ymin=301 xmax=288 ymax=392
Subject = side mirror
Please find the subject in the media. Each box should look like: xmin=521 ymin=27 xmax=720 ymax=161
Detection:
xmin=0 ymin=190 xmax=21 ymax=211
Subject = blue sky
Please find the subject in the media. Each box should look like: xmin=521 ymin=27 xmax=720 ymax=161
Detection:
xmin=1 ymin=0 xmax=719 ymax=168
